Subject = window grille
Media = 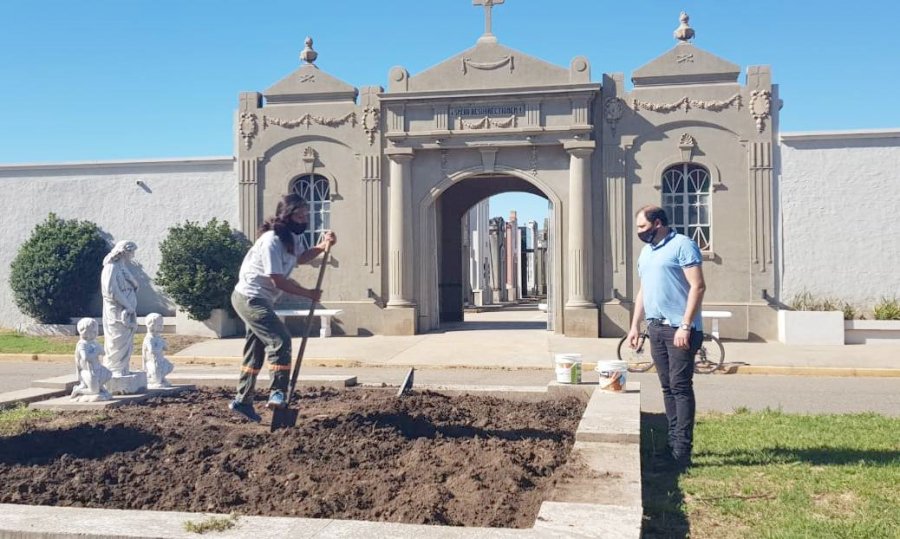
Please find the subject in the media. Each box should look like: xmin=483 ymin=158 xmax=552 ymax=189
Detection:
xmin=289 ymin=174 xmax=331 ymax=250
xmin=661 ymin=163 xmax=711 ymax=250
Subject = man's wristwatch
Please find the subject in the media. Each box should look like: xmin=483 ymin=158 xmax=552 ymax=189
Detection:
xmin=678 ymin=323 xmax=691 ymax=331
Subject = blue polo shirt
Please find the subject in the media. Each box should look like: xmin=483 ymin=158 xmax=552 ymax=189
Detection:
xmin=638 ymin=229 xmax=703 ymax=330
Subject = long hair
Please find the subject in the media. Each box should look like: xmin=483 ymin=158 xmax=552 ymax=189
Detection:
xmin=259 ymin=193 xmax=307 ymax=254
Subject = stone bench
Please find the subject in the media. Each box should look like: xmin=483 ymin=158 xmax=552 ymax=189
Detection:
xmin=274 ymin=309 xmax=344 ymax=338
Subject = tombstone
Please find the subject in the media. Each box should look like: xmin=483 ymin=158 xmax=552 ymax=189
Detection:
xmin=70 ymin=318 xmax=112 ymax=402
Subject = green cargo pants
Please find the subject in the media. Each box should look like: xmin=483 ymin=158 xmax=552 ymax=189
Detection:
xmin=230 ymin=290 xmax=292 ymax=404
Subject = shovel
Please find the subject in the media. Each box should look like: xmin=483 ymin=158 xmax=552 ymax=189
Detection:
xmin=271 ymin=242 xmax=332 ymax=431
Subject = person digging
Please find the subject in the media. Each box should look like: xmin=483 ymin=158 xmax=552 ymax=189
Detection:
xmin=229 ymin=193 xmax=337 ymax=422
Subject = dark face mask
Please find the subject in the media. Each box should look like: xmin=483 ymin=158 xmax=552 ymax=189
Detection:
xmin=287 ymin=221 xmax=308 ymax=235
xmin=637 ymin=226 xmax=658 ymax=244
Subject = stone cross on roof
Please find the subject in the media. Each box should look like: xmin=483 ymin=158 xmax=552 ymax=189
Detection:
xmin=473 ymin=0 xmax=505 ymax=42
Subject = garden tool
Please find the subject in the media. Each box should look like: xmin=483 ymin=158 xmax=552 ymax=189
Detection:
xmin=397 ymin=367 xmax=415 ymax=397
xmin=271 ymin=242 xmax=332 ymax=431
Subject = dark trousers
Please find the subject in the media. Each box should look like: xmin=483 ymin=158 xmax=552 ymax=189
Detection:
xmin=648 ymin=322 xmax=703 ymax=460
xmin=230 ymin=290 xmax=292 ymax=403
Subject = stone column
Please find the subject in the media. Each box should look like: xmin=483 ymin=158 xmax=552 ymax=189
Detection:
xmin=564 ymin=140 xmax=596 ymax=308
xmin=506 ymin=211 xmax=518 ymax=301
xmin=386 ymin=149 xmax=415 ymax=308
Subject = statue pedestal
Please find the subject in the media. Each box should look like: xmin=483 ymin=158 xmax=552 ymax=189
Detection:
xmin=106 ymin=372 xmax=147 ymax=395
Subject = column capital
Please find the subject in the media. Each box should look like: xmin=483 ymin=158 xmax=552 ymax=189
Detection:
xmin=564 ymin=140 xmax=596 ymax=157
xmin=385 ymin=147 xmax=415 ymax=162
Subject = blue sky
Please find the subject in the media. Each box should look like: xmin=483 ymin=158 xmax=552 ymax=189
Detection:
xmin=2 ymin=0 xmax=898 ymax=225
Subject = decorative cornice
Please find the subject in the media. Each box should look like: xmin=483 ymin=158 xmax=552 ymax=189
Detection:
xmin=263 ymin=112 xmax=357 ymax=130
xmin=632 ymin=94 xmax=742 ymax=114
xmin=780 ymin=128 xmax=900 ymax=142
xmin=458 ymin=115 xmax=517 ymax=130
xmin=461 ymin=55 xmax=514 ymax=74
xmin=749 ymin=90 xmax=772 ymax=133
xmin=239 ymin=113 xmax=259 ymax=150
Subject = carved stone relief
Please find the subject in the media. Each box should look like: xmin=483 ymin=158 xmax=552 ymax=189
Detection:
xmin=458 ymin=115 xmax=517 ymax=130
xmin=678 ymin=133 xmax=696 ymax=162
xmin=263 ymin=112 xmax=357 ymax=130
xmin=749 ymin=90 xmax=772 ymax=133
xmin=362 ymin=106 xmax=380 ymax=145
xmin=239 ymin=113 xmax=259 ymax=150
xmin=302 ymin=147 xmax=317 ymax=174
xmin=632 ymin=94 xmax=742 ymax=114
xmin=604 ymin=97 xmax=625 ymax=134
xmin=461 ymin=55 xmax=514 ymax=74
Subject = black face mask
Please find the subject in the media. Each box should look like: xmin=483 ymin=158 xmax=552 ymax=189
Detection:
xmin=637 ymin=226 xmax=658 ymax=244
xmin=287 ymin=221 xmax=308 ymax=235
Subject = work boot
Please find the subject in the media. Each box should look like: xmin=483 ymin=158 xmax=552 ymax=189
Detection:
xmin=229 ymin=399 xmax=261 ymax=423
xmin=651 ymin=450 xmax=691 ymax=473
xmin=266 ymin=390 xmax=287 ymax=410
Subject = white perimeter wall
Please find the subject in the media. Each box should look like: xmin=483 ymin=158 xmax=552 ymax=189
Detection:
xmin=779 ymin=130 xmax=900 ymax=312
xmin=0 ymin=157 xmax=237 ymax=328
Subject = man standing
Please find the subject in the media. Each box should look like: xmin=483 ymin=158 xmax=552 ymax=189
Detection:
xmin=229 ymin=193 xmax=336 ymax=422
xmin=627 ymin=205 xmax=706 ymax=470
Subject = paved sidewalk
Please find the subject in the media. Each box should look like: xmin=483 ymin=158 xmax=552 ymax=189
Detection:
xmin=168 ymin=308 xmax=900 ymax=376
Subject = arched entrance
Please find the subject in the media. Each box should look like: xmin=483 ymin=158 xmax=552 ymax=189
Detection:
xmin=416 ymin=167 xmax=564 ymax=333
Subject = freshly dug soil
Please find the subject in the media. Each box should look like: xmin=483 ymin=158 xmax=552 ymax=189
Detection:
xmin=0 ymin=388 xmax=586 ymax=528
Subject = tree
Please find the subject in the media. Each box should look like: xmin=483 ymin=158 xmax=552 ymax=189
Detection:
xmin=10 ymin=213 xmax=109 ymax=323
xmin=155 ymin=219 xmax=250 ymax=321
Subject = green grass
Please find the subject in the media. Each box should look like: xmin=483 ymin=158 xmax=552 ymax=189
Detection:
xmin=183 ymin=513 xmax=240 ymax=534
xmin=0 ymin=404 xmax=55 ymax=435
xmin=0 ymin=330 xmax=78 ymax=354
xmin=642 ymin=410 xmax=900 ymax=539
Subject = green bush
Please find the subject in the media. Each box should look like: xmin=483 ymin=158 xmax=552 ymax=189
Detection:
xmin=873 ymin=297 xmax=900 ymax=321
xmin=9 ymin=214 xmax=109 ymax=323
xmin=155 ymin=219 xmax=250 ymax=321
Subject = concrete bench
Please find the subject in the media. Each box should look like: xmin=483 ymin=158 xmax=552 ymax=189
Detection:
xmin=274 ymin=309 xmax=343 ymax=338
xmin=701 ymin=310 xmax=733 ymax=339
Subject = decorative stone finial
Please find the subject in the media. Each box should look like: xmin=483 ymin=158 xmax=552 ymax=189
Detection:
xmin=674 ymin=11 xmax=695 ymax=42
xmin=300 ymin=36 xmax=318 ymax=64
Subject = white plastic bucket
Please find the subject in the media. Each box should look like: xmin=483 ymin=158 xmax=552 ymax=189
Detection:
xmin=554 ymin=353 xmax=582 ymax=384
xmin=596 ymin=360 xmax=628 ymax=392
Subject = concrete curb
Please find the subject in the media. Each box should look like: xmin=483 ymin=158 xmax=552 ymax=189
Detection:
xmin=2 ymin=353 xmax=898 ymax=377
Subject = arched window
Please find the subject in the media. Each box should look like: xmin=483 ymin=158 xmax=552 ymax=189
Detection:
xmin=661 ymin=163 xmax=711 ymax=250
xmin=289 ymin=174 xmax=331 ymax=250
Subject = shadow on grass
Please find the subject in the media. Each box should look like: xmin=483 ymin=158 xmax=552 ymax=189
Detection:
xmin=641 ymin=412 xmax=689 ymax=539
xmin=694 ymin=447 xmax=900 ymax=467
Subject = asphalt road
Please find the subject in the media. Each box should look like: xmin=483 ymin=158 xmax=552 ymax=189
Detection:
xmin=2 ymin=362 xmax=898 ymax=416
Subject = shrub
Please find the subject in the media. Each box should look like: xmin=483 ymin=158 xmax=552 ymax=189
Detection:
xmin=841 ymin=303 xmax=858 ymax=321
xmin=155 ymin=219 xmax=250 ymax=321
xmin=787 ymin=291 xmax=842 ymax=312
xmin=9 ymin=214 xmax=109 ymax=323
xmin=873 ymin=297 xmax=900 ymax=321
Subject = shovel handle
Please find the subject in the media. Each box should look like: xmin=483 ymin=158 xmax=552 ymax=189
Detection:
xmin=285 ymin=241 xmax=332 ymax=401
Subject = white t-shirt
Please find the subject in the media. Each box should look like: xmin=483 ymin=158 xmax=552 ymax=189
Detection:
xmin=234 ymin=231 xmax=305 ymax=302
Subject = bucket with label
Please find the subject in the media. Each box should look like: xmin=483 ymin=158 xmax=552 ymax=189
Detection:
xmin=596 ymin=360 xmax=628 ymax=392
xmin=554 ymin=353 xmax=582 ymax=384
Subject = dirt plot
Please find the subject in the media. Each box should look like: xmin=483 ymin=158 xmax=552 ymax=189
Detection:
xmin=0 ymin=388 xmax=586 ymax=528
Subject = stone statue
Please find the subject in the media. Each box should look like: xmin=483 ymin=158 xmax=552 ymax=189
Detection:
xmin=101 ymin=240 xmax=139 ymax=377
xmin=71 ymin=318 xmax=112 ymax=402
xmin=142 ymin=313 xmax=173 ymax=388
